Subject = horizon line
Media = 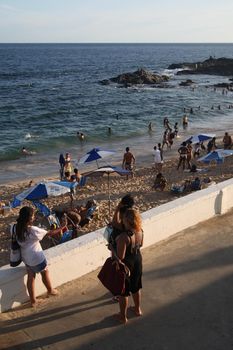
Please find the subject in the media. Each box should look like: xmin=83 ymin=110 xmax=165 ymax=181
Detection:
xmin=0 ymin=42 xmax=233 ymax=45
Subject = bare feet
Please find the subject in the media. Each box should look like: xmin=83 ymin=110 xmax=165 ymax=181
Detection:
xmin=129 ymin=306 xmax=143 ymax=316
xmin=30 ymin=299 xmax=44 ymax=308
xmin=114 ymin=313 xmax=128 ymax=325
xmin=47 ymin=289 xmax=59 ymax=297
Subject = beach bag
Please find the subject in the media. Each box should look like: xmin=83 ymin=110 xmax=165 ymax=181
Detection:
xmin=10 ymin=224 xmax=22 ymax=267
xmin=98 ymin=257 xmax=126 ymax=296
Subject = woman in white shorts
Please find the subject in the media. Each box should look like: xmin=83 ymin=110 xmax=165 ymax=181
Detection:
xmin=13 ymin=206 xmax=62 ymax=307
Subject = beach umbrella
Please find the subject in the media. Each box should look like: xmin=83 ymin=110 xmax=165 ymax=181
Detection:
xmin=84 ymin=166 xmax=130 ymax=217
xmin=198 ymin=149 xmax=233 ymax=164
xmin=185 ymin=133 xmax=215 ymax=144
xmin=78 ymin=148 xmax=115 ymax=167
xmin=11 ymin=181 xmax=77 ymax=208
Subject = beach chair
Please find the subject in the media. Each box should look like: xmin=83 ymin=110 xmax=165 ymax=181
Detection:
xmin=79 ymin=204 xmax=98 ymax=227
xmin=170 ymin=184 xmax=185 ymax=194
xmin=33 ymin=201 xmax=51 ymax=217
xmin=78 ymin=176 xmax=87 ymax=187
xmin=48 ymin=212 xmax=78 ymax=246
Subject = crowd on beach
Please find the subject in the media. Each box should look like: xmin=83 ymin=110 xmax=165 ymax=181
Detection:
xmin=2 ymin=102 xmax=233 ymax=323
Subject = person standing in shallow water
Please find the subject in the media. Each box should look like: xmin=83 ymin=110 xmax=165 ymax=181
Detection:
xmin=59 ymin=154 xmax=65 ymax=180
xmin=13 ymin=206 xmax=63 ymax=307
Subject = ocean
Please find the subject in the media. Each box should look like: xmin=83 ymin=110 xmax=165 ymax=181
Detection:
xmin=0 ymin=43 xmax=233 ymax=184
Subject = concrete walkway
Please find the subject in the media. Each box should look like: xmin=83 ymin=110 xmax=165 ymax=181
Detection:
xmin=1 ymin=210 xmax=233 ymax=350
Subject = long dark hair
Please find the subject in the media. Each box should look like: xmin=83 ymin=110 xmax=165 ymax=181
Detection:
xmin=16 ymin=206 xmax=34 ymax=242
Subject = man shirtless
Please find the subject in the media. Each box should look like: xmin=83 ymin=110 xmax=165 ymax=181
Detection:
xmin=122 ymin=147 xmax=135 ymax=178
xmin=223 ymin=132 xmax=232 ymax=149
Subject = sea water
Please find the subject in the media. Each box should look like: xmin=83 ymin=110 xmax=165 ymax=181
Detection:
xmin=0 ymin=43 xmax=233 ymax=183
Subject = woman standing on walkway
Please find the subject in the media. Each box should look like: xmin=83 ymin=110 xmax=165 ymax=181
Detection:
xmin=14 ymin=206 xmax=61 ymax=307
xmin=115 ymin=207 xmax=143 ymax=324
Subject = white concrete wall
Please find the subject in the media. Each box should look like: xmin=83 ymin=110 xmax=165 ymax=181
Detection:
xmin=1 ymin=178 xmax=233 ymax=312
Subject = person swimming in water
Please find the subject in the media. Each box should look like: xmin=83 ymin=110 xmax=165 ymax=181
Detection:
xmin=21 ymin=147 xmax=36 ymax=156
xmin=77 ymin=132 xmax=85 ymax=141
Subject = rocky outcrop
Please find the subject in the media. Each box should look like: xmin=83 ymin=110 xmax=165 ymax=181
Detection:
xmin=99 ymin=68 xmax=169 ymax=87
xmin=214 ymin=82 xmax=233 ymax=91
xmin=179 ymin=79 xmax=195 ymax=87
xmin=168 ymin=57 xmax=233 ymax=76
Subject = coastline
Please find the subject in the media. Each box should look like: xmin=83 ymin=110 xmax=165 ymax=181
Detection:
xmin=1 ymin=128 xmax=233 ymax=268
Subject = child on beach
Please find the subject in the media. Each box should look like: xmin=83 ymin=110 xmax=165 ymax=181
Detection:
xmin=13 ymin=206 xmax=64 ymax=307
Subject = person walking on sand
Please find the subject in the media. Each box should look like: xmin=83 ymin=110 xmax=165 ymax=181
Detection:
xmin=223 ymin=132 xmax=232 ymax=149
xmin=207 ymin=137 xmax=217 ymax=153
xmin=114 ymin=208 xmax=143 ymax=324
xmin=12 ymin=207 xmax=64 ymax=307
xmin=153 ymin=146 xmax=162 ymax=173
xmin=64 ymin=152 xmax=72 ymax=174
xmin=186 ymin=141 xmax=193 ymax=169
xmin=177 ymin=142 xmax=188 ymax=170
xmin=122 ymin=147 xmax=135 ymax=178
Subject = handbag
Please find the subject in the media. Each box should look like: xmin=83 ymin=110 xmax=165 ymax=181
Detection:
xmin=98 ymin=257 xmax=127 ymax=296
xmin=10 ymin=224 xmax=22 ymax=267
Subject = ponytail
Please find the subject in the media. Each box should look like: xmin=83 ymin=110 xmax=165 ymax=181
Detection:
xmin=16 ymin=206 xmax=34 ymax=242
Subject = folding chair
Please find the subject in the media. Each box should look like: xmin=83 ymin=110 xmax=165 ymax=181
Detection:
xmin=79 ymin=204 xmax=98 ymax=227
xmin=48 ymin=213 xmax=76 ymax=246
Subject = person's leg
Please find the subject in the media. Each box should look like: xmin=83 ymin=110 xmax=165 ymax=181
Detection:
xmin=27 ymin=269 xmax=36 ymax=306
xmin=132 ymin=290 xmax=142 ymax=316
xmin=177 ymin=158 xmax=182 ymax=170
xmin=118 ymin=296 xmax=128 ymax=323
xmin=182 ymin=158 xmax=186 ymax=170
xmin=40 ymin=269 xmax=58 ymax=296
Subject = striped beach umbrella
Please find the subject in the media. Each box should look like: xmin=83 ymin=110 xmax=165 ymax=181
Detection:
xmin=11 ymin=181 xmax=77 ymax=208
xmin=78 ymin=148 xmax=115 ymax=166
xmin=198 ymin=149 xmax=233 ymax=164
xmin=185 ymin=133 xmax=215 ymax=144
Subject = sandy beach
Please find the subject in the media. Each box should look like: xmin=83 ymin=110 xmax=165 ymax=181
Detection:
xmin=1 ymin=131 xmax=233 ymax=268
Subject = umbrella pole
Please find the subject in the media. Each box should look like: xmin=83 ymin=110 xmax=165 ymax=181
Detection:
xmin=108 ymin=173 xmax=111 ymax=219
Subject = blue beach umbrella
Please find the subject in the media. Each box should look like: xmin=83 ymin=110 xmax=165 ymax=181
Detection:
xmin=185 ymin=133 xmax=215 ymax=144
xmin=198 ymin=149 xmax=233 ymax=164
xmin=11 ymin=181 xmax=77 ymax=208
xmin=78 ymin=148 xmax=115 ymax=167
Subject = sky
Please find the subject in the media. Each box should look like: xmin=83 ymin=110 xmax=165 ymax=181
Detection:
xmin=0 ymin=0 xmax=233 ymax=43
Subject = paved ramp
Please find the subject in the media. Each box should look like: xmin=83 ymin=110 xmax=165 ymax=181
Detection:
xmin=1 ymin=211 xmax=233 ymax=350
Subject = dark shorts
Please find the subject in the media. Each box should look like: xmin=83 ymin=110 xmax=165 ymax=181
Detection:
xmin=26 ymin=259 xmax=47 ymax=274
xmin=125 ymin=163 xmax=133 ymax=171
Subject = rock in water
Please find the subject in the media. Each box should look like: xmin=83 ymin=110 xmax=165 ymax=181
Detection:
xmin=168 ymin=57 xmax=233 ymax=76
xmin=100 ymin=68 xmax=169 ymax=87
